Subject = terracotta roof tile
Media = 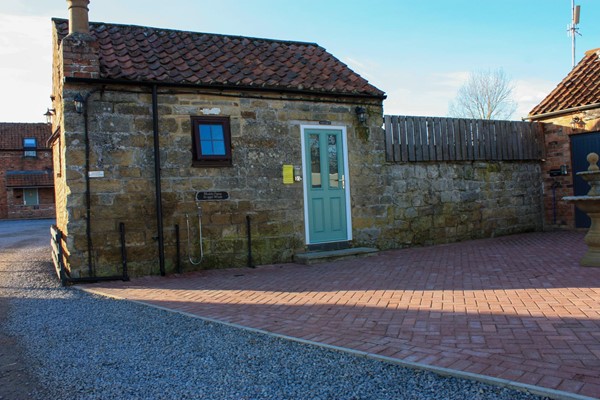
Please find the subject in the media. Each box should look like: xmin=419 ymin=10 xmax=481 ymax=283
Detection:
xmin=530 ymin=48 xmax=600 ymax=117
xmin=6 ymin=170 xmax=54 ymax=188
xmin=53 ymin=19 xmax=385 ymax=98
xmin=0 ymin=123 xmax=52 ymax=149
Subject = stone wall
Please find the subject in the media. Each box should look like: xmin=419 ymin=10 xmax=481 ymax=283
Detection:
xmin=58 ymin=83 xmax=384 ymax=277
xmin=56 ymin=82 xmax=544 ymax=278
xmin=371 ymin=161 xmax=543 ymax=249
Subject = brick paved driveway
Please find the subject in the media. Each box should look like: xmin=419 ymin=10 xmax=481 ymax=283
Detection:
xmin=85 ymin=231 xmax=600 ymax=398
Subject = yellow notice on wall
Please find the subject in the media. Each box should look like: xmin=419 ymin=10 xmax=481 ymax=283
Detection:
xmin=282 ymin=165 xmax=294 ymax=184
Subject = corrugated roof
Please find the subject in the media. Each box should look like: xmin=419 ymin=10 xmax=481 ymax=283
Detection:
xmin=53 ymin=19 xmax=385 ymax=99
xmin=529 ymin=48 xmax=600 ymax=117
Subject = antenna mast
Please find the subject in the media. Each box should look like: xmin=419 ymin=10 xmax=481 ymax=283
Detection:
xmin=568 ymin=0 xmax=581 ymax=68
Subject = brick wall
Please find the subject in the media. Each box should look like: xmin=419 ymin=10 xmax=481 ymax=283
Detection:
xmin=7 ymin=187 xmax=55 ymax=219
xmin=535 ymin=111 xmax=600 ymax=228
xmin=0 ymin=123 xmax=55 ymax=220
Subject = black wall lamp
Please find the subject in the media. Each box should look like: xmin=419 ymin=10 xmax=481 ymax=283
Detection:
xmin=561 ymin=164 xmax=568 ymax=175
xmin=549 ymin=164 xmax=569 ymax=176
xmin=44 ymin=108 xmax=56 ymax=124
xmin=355 ymin=106 xmax=367 ymax=124
xmin=74 ymin=93 xmax=85 ymax=114
xmin=570 ymin=116 xmax=585 ymax=129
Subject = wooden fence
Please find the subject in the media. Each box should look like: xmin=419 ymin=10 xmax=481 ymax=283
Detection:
xmin=383 ymin=115 xmax=545 ymax=163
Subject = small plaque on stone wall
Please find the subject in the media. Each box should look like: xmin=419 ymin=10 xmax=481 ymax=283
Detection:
xmin=196 ymin=191 xmax=229 ymax=201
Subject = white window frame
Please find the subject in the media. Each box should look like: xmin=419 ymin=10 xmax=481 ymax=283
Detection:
xmin=23 ymin=138 xmax=37 ymax=157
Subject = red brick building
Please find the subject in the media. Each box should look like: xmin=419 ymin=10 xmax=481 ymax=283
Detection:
xmin=529 ymin=48 xmax=600 ymax=229
xmin=0 ymin=123 xmax=55 ymax=219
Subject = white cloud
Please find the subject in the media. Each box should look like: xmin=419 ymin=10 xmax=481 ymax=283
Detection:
xmin=0 ymin=14 xmax=52 ymax=122
xmin=379 ymin=70 xmax=470 ymax=117
xmin=431 ymin=71 xmax=470 ymax=89
xmin=513 ymin=78 xmax=557 ymax=119
xmin=343 ymin=56 xmax=380 ymax=83
xmin=379 ymin=69 xmax=557 ymax=121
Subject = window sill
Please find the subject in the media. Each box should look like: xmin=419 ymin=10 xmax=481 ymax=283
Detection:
xmin=191 ymin=160 xmax=232 ymax=168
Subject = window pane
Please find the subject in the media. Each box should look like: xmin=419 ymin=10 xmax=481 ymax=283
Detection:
xmin=23 ymin=138 xmax=36 ymax=157
xmin=199 ymin=124 xmax=226 ymax=156
xmin=200 ymin=140 xmax=214 ymax=155
xmin=328 ymin=134 xmax=339 ymax=188
xmin=310 ymin=134 xmax=321 ymax=188
xmin=212 ymin=141 xmax=226 ymax=155
xmin=199 ymin=125 xmax=212 ymax=141
xmin=210 ymin=125 xmax=224 ymax=140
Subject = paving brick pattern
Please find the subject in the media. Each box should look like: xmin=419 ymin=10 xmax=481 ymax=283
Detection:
xmin=86 ymin=232 xmax=600 ymax=398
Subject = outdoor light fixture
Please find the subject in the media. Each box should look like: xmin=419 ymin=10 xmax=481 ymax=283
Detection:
xmin=44 ymin=108 xmax=56 ymax=124
xmin=570 ymin=115 xmax=585 ymax=129
xmin=560 ymin=164 xmax=568 ymax=175
xmin=74 ymin=93 xmax=85 ymax=114
xmin=355 ymin=106 xmax=367 ymax=124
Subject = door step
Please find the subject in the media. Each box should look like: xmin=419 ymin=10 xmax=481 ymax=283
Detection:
xmin=294 ymin=247 xmax=378 ymax=265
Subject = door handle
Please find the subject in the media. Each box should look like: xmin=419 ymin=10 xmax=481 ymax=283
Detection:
xmin=341 ymin=174 xmax=345 ymax=189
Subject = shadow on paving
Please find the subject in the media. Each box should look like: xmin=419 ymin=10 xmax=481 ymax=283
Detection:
xmin=121 ymin=231 xmax=595 ymax=292
xmin=84 ymin=231 xmax=600 ymax=397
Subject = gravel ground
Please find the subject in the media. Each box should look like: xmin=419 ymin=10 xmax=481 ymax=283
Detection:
xmin=0 ymin=220 xmax=551 ymax=400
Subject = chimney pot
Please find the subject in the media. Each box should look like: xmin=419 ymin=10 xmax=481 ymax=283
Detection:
xmin=67 ymin=0 xmax=90 ymax=34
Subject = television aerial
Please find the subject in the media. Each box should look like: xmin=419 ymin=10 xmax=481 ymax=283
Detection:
xmin=568 ymin=0 xmax=581 ymax=68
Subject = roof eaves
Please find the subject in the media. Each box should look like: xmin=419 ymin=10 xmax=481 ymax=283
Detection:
xmin=64 ymin=76 xmax=387 ymax=100
xmin=529 ymin=49 xmax=600 ymax=117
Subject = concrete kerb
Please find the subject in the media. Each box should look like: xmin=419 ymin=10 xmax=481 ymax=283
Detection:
xmin=77 ymin=286 xmax=596 ymax=400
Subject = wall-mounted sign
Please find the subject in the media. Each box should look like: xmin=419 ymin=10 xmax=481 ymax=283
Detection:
xmin=283 ymin=165 xmax=294 ymax=184
xmin=196 ymin=191 xmax=229 ymax=201
xmin=88 ymin=171 xmax=104 ymax=178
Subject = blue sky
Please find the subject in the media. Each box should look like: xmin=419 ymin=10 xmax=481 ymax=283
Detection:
xmin=1 ymin=0 xmax=599 ymax=122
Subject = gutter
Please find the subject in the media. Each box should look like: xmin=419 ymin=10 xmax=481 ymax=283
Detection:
xmin=64 ymin=76 xmax=387 ymax=102
xmin=524 ymin=101 xmax=600 ymax=121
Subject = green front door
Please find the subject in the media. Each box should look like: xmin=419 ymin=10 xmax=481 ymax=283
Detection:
xmin=303 ymin=128 xmax=349 ymax=244
xmin=23 ymin=188 xmax=39 ymax=206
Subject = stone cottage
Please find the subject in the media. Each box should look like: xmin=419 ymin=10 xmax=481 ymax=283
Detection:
xmin=52 ymin=0 xmax=387 ymax=279
xmin=52 ymin=1 xmax=544 ymax=281
xmin=528 ymin=47 xmax=600 ymax=229
xmin=0 ymin=123 xmax=55 ymax=220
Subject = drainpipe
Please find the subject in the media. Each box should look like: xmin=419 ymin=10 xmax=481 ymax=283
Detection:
xmin=152 ymin=84 xmax=166 ymax=276
xmin=81 ymin=89 xmax=99 ymax=277
xmin=75 ymin=89 xmax=128 ymax=282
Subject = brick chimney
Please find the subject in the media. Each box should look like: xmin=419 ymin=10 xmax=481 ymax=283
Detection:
xmin=61 ymin=0 xmax=99 ymax=80
xmin=67 ymin=0 xmax=90 ymax=34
